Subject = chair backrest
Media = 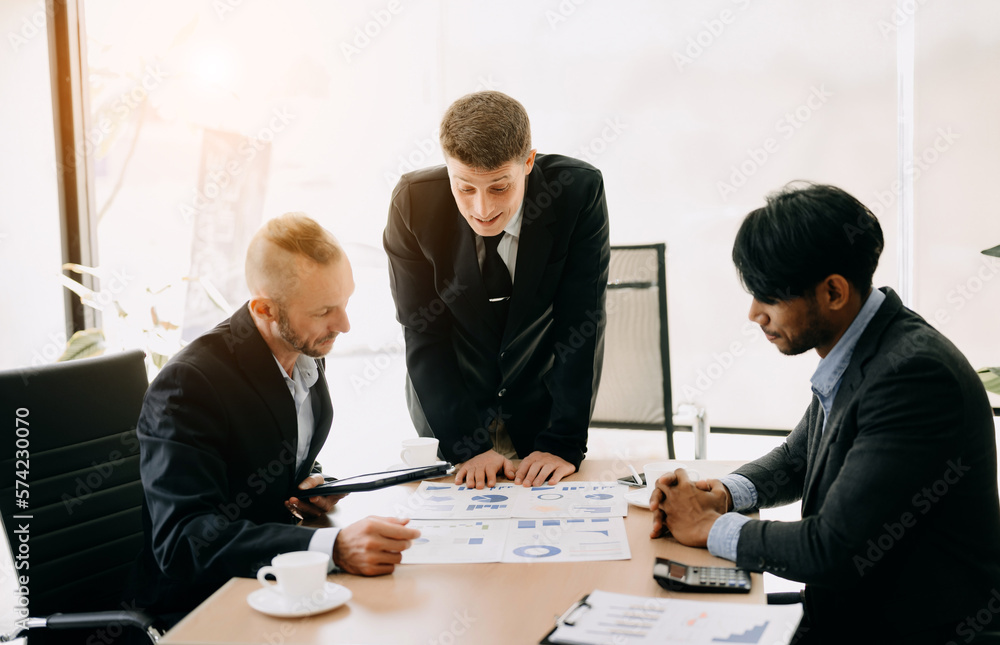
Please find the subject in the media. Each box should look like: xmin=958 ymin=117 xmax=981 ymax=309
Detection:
xmin=590 ymin=244 xmax=676 ymax=458
xmin=0 ymin=350 xmax=148 ymax=616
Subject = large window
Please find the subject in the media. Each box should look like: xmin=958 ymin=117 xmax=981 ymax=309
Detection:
xmin=0 ymin=1 xmax=66 ymax=370
xmin=43 ymin=1 xmax=999 ymax=455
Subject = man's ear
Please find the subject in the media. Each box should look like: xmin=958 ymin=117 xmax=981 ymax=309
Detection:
xmin=523 ymin=149 xmax=537 ymax=176
xmin=248 ymin=297 xmax=278 ymax=323
xmin=820 ymin=275 xmax=851 ymax=311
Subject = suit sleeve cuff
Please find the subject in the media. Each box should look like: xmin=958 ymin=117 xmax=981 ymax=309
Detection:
xmin=707 ymin=512 xmax=751 ymax=562
xmin=308 ymin=527 xmax=342 ymax=573
xmin=719 ymin=474 xmax=758 ymax=512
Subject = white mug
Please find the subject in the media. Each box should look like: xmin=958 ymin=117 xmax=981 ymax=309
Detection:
xmin=256 ymin=551 xmax=328 ymax=601
xmin=644 ymin=461 xmax=702 ymax=503
xmin=401 ymin=437 xmax=440 ymax=467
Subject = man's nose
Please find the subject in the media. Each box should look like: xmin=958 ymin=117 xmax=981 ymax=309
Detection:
xmin=474 ymin=192 xmax=492 ymax=219
xmin=333 ymin=310 xmax=350 ymax=334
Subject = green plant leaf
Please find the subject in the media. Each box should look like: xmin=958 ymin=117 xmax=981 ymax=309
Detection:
xmin=58 ymin=329 xmax=106 ymax=362
xmin=978 ymin=367 xmax=1000 ymax=395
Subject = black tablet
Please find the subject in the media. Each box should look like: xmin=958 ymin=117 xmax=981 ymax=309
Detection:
xmin=303 ymin=462 xmax=453 ymax=495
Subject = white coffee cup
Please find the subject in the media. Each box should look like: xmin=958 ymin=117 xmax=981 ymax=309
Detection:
xmin=256 ymin=551 xmax=328 ymax=601
xmin=401 ymin=437 xmax=440 ymax=467
xmin=644 ymin=461 xmax=702 ymax=503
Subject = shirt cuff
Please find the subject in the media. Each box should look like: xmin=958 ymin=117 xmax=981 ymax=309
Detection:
xmin=308 ymin=527 xmax=342 ymax=573
xmin=707 ymin=512 xmax=752 ymax=562
xmin=719 ymin=474 xmax=757 ymax=512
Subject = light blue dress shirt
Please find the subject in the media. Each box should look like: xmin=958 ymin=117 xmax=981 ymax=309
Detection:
xmin=706 ymin=289 xmax=886 ymax=561
xmin=272 ymin=354 xmax=341 ymax=570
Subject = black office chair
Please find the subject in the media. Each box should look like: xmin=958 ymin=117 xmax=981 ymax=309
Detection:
xmin=590 ymin=244 xmax=678 ymax=458
xmin=0 ymin=350 xmax=161 ymax=643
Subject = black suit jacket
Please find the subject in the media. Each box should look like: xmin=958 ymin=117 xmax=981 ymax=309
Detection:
xmin=383 ymin=154 xmax=610 ymax=468
xmin=126 ymin=304 xmax=332 ymax=620
xmin=733 ymin=288 xmax=1000 ymax=641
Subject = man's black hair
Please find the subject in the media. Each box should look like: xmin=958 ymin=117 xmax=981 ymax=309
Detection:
xmin=732 ymin=182 xmax=884 ymax=304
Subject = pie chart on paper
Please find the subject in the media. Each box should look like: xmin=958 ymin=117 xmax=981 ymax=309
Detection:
xmin=471 ymin=494 xmax=509 ymax=503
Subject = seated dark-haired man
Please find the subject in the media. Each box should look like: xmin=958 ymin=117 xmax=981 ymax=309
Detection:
xmin=650 ymin=183 xmax=1000 ymax=644
xmin=384 ymin=91 xmax=610 ymax=489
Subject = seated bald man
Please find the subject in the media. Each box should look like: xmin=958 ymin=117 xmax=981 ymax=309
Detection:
xmin=125 ymin=213 xmax=419 ymax=626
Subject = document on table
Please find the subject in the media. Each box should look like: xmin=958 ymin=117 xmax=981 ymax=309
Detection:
xmin=543 ymin=590 xmax=803 ymax=645
xmin=401 ymin=517 xmax=631 ymax=564
xmin=405 ymin=481 xmax=627 ymax=520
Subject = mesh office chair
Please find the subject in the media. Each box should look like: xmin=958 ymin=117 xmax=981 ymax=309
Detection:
xmin=590 ymin=244 xmax=678 ymax=459
xmin=0 ymin=350 xmax=161 ymax=643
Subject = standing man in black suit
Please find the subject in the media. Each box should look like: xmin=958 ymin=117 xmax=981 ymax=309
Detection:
xmin=128 ymin=213 xmax=419 ymax=625
xmin=650 ymin=183 xmax=1000 ymax=643
xmin=384 ymin=91 xmax=610 ymax=489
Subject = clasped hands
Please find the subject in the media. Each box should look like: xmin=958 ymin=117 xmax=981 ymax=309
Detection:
xmin=648 ymin=468 xmax=733 ymax=548
xmin=455 ymin=449 xmax=575 ymax=489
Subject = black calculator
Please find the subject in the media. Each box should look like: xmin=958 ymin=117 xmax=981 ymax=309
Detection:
xmin=653 ymin=557 xmax=751 ymax=593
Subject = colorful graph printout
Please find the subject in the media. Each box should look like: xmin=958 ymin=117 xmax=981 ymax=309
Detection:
xmin=406 ymin=482 xmax=627 ymax=520
xmin=401 ymin=517 xmax=630 ymax=565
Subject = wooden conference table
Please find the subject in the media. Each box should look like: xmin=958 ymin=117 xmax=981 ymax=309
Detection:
xmin=162 ymin=460 xmax=763 ymax=644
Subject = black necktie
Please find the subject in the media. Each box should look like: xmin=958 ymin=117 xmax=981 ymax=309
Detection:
xmin=481 ymin=233 xmax=512 ymax=323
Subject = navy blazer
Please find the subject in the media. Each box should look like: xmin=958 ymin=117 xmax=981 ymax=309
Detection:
xmin=126 ymin=304 xmax=332 ymax=619
xmin=383 ymin=154 xmax=610 ymax=468
xmin=734 ymin=288 xmax=1000 ymax=640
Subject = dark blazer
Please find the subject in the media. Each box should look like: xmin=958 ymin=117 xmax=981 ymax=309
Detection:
xmin=126 ymin=304 xmax=332 ymax=620
xmin=383 ymin=154 xmax=610 ymax=468
xmin=733 ymin=288 xmax=1000 ymax=642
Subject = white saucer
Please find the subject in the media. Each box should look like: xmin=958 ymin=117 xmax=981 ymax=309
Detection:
xmin=247 ymin=582 xmax=352 ymax=618
xmin=625 ymin=487 xmax=653 ymax=509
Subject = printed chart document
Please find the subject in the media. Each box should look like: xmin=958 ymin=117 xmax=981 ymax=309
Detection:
xmin=406 ymin=482 xmax=627 ymax=520
xmin=543 ymin=590 xmax=803 ymax=645
xmin=503 ymin=517 xmax=630 ymax=563
xmin=402 ymin=517 xmax=631 ymax=565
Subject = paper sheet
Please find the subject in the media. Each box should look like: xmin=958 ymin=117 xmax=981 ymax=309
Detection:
xmin=547 ymin=590 xmax=803 ymax=645
xmin=405 ymin=481 xmax=627 ymax=520
xmin=401 ymin=517 xmax=631 ymax=564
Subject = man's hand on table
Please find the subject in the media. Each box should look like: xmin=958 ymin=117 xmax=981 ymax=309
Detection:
xmin=454 ymin=449 xmax=515 ymax=489
xmin=649 ymin=469 xmax=730 ymax=547
xmin=285 ymin=473 xmax=346 ymax=520
xmin=333 ymin=516 xmax=420 ymax=575
xmin=514 ymin=451 xmax=575 ymax=486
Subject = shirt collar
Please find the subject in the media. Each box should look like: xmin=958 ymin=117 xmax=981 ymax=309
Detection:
xmin=810 ymin=288 xmax=886 ymax=397
xmin=503 ymin=202 xmax=524 ymax=239
xmin=272 ymin=353 xmax=319 ymax=389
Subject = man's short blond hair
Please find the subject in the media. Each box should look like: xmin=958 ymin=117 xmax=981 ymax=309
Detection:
xmin=245 ymin=212 xmax=342 ymax=301
xmin=439 ymin=91 xmax=532 ymax=171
